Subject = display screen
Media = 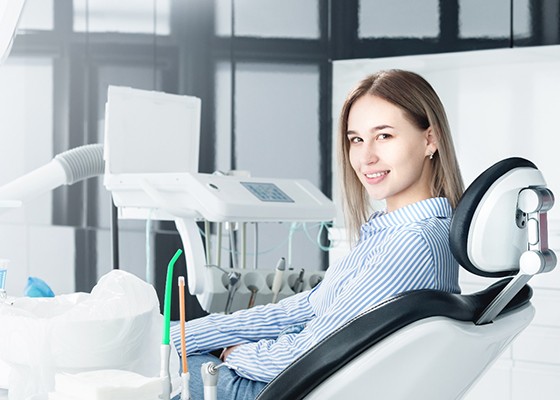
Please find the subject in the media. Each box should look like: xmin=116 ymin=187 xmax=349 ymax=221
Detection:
xmin=241 ymin=182 xmax=294 ymax=203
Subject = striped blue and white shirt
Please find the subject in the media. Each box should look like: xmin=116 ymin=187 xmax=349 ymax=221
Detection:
xmin=170 ymin=197 xmax=460 ymax=383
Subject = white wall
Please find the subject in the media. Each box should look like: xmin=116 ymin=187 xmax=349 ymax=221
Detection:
xmin=331 ymin=45 xmax=560 ymax=399
xmin=0 ymin=57 xmax=78 ymax=297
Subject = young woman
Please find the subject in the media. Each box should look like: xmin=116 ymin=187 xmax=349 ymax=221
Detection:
xmin=170 ymin=69 xmax=464 ymax=399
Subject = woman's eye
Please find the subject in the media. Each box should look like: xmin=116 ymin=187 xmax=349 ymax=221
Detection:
xmin=348 ymin=136 xmax=362 ymax=143
xmin=377 ymin=133 xmax=391 ymax=140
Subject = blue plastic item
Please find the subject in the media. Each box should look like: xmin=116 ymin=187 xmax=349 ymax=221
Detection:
xmin=0 ymin=268 xmax=6 ymax=290
xmin=24 ymin=276 xmax=55 ymax=297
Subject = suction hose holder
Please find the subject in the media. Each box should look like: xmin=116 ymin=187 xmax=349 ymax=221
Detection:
xmin=54 ymin=143 xmax=105 ymax=185
xmin=0 ymin=143 xmax=104 ymax=204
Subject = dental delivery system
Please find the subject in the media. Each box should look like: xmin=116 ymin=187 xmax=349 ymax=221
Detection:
xmin=103 ymin=86 xmax=336 ymax=314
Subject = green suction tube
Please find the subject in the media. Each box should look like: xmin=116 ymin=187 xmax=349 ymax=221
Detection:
xmin=163 ymin=248 xmax=183 ymax=345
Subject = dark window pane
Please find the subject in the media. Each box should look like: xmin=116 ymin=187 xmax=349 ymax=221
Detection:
xmin=358 ymin=0 xmax=439 ymax=39
xmin=459 ymin=0 xmax=510 ymax=38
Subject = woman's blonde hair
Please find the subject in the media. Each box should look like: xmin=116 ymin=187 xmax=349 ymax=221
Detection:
xmin=337 ymin=69 xmax=464 ymax=243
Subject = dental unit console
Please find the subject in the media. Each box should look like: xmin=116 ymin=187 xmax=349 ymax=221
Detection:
xmin=103 ymin=86 xmax=335 ymax=312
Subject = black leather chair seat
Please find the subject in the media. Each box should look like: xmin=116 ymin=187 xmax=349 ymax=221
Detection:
xmin=257 ymin=279 xmax=531 ymax=400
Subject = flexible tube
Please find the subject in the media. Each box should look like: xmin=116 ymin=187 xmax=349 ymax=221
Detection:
xmin=253 ymin=223 xmax=258 ymax=270
xmin=0 ymin=143 xmax=104 ymax=203
xmin=179 ymin=275 xmax=190 ymax=399
xmin=54 ymin=143 xmax=104 ymax=185
xmin=179 ymin=276 xmax=188 ymax=373
xmin=163 ymin=249 xmax=183 ymax=345
xmin=161 ymin=249 xmax=183 ymax=400
xmin=145 ymin=210 xmax=153 ymax=284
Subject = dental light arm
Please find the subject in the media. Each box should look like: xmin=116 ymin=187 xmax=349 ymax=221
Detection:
xmin=0 ymin=0 xmax=26 ymax=64
xmin=0 ymin=144 xmax=104 ymax=204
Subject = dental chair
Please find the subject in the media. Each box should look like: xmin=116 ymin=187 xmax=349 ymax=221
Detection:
xmin=256 ymin=157 xmax=556 ymax=400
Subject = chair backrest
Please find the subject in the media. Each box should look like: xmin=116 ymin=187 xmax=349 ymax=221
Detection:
xmin=450 ymin=157 xmax=546 ymax=276
xmin=450 ymin=157 xmax=556 ymax=324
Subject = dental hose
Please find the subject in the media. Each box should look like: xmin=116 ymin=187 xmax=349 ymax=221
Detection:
xmin=179 ymin=276 xmax=190 ymax=400
xmin=161 ymin=249 xmax=183 ymax=400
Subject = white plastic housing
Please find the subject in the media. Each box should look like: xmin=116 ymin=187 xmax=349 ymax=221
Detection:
xmin=0 ymin=160 xmax=66 ymax=203
xmin=106 ymin=172 xmax=335 ymax=223
xmin=468 ymin=168 xmax=546 ymax=274
xmin=305 ymin=305 xmax=534 ymax=400
xmin=104 ymin=86 xmax=201 ymax=177
xmin=0 ymin=0 xmax=26 ymax=64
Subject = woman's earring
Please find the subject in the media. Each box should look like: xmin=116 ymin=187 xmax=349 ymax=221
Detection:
xmin=429 ymin=152 xmax=434 ymax=160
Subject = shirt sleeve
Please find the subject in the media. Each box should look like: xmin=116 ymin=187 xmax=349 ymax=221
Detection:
xmin=226 ymin=229 xmax=434 ymax=382
xmin=170 ymin=289 xmax=315 ymax=357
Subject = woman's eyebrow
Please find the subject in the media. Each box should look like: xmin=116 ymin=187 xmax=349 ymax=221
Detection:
xmin=346 ymin=125 xmax=394 ymax=136
xmin=370 ymin=124 xmax=394 ymax=132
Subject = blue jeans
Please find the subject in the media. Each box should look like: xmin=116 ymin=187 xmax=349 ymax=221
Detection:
xmin=186 ymin=354 xmax=267 ymax=400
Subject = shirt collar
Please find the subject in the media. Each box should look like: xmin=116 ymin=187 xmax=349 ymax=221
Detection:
xmin=360 ymin=197 xmax=452 ymax=238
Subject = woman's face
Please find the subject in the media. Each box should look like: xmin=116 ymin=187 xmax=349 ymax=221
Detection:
xmin=346 ymin=94 xmax=436 ymax=212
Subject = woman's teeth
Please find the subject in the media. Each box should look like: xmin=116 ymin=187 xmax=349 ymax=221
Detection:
xmin=366 ymin=171 xmax=388 ymax=179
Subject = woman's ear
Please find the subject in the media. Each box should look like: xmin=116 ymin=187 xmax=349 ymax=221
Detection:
xmin=424 ymin=127 xmax=438 ymax=157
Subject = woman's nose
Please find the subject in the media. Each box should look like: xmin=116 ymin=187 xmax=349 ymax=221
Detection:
xmin=361 ymin=142 xmax=379 ymax=165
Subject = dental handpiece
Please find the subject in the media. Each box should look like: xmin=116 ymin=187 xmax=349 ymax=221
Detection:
xmin=224 ymin=272 xmax=241 ymax=314
xmin=201 ymin=362 xmax=226 ymax=400
xmin=292 ymin=268 xmax=305 ymax=294
xmin=310 ymin=275 xmax=323 ymax=289
xmin=247 ymin=285 xmax=258 ymax=308
xmin=271 ymin=257 xmax=286 ymax=304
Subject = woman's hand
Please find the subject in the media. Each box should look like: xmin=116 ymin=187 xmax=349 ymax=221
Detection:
xmin=220 ymin=345 xmax=240 ymax=361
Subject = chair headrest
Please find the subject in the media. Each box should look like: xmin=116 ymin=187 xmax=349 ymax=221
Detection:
xmin=450 ymin=157 xmax=546 ymax=277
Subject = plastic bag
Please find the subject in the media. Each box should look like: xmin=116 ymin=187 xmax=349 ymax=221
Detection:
xmin=0 ymin=270 xmax=179 ymax=400
xmin=24 ymin=277 xmax=55 ymax=298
